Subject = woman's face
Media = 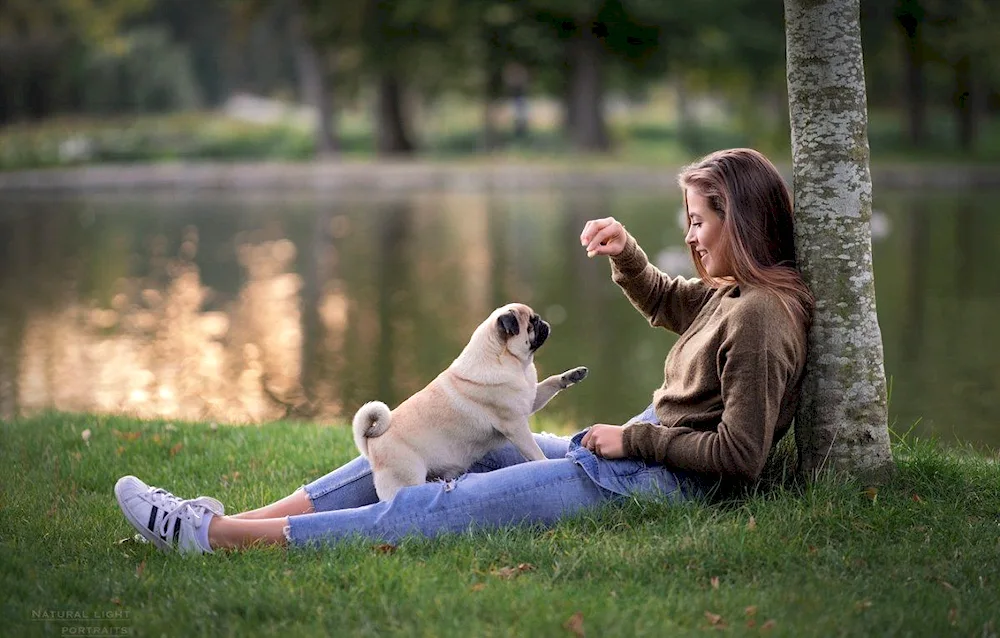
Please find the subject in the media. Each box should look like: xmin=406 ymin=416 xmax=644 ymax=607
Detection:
xmin=684 ymin=188 xmax=731 ymax=278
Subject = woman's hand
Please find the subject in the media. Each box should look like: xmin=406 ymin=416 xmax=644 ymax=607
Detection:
xmin=580 ymin=424 xmax=627 ymax=459
xmin=580 ymin=217 xmax=627 ymax=258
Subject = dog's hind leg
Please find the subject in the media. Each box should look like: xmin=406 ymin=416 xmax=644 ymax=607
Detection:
xmin=373 ymin=459 xmax=427 ymax=501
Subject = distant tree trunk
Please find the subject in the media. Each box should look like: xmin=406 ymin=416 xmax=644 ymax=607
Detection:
xmin=674 ymin=76 xmax=694 ymax=146
xmin=894 ymin=0 xmax=926 ymax=146
xmin=953 ymin=55 xmax=976 ymax=151
xmin=288 ymin=0 xmax=337 ymax=157
xmin=785 ymin=0 xmax=894 ymax=481
xmin=481 ymin=67 xmax=502 ymax=152
xmin=564 ymin=22 xmax=609 ymax=152
xmin=376 ymin=73 xmax=415 ymax=156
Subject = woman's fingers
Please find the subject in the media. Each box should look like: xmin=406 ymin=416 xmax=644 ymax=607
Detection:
xmin=586 ymin=225 xmax=621 ymax=254
xmin=579 ymin=217 xmax=617 ymax=246
xmin=580 ymin=218 xmax=624 ymax=257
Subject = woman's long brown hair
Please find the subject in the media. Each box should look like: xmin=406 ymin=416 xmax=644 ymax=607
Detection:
xmin=678 ymin=148 xmax=814 ymax=329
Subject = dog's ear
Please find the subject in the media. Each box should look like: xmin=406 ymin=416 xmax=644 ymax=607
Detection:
xmin=497 ymin=310 xmax=520 ymax=337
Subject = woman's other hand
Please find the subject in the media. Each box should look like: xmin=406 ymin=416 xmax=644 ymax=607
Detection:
xmin=580 ymin=217 xmax=627 ymax=258
xmin=580 ymin=424 xmax=626 ymax=459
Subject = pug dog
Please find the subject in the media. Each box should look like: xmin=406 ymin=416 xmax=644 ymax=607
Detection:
xmin=352 ymin=302 xmax=588 ymax=501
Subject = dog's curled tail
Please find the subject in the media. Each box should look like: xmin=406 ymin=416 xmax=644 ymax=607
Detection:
xmin=352 ymin=401 xmax=392 ymax=458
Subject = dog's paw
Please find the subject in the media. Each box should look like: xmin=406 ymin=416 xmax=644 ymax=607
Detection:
xmin=561 ymin=366 xmax=588 ymax=387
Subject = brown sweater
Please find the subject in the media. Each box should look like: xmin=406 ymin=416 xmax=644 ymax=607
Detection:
xmin=612 ymin=234 xmax=807 ymax=482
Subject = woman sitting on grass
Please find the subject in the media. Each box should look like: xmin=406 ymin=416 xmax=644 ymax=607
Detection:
xmin=115 ymin=148 xmax=814 ymax=554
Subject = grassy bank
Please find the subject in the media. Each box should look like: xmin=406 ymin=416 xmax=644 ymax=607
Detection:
xmin=1 ymin=413 xmax=998 ymax=637
xmin=3 ymin=106 xmax=999 ymax=172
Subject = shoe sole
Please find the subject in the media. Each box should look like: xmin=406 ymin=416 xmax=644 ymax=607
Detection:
xmin=114 ymin=479 xmax=173 ymax=553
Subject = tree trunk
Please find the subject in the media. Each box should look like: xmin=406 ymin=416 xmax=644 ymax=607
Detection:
xmin=482 ymin=67 xmax=502 ymax=152
xmin=895 ymin=3 xmax=926 ymax=146
xmin=785 ymin=0 xmax=894 ymax=481
xmin=565 ymin=22 xmax=609 ymax=152
xmin=376 ymin=73 xmax=416 ymax=156
xmin=953 ymin=55 xmax=976 ymax=151
xmin=288 ymin=0 xmax=337 ymax=157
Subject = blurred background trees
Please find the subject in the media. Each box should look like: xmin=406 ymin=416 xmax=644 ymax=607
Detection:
xmin=1 ymin=0 xmax=997 ymax=160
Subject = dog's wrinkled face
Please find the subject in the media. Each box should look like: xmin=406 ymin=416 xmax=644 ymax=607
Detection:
xmin=495 ymin=303 xmax=549 ymax=359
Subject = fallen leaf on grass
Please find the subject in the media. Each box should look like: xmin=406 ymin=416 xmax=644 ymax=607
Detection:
xmin=746 ymin=516 xmax=757 ymax=531
xmin=169 ymin=442 xmax=184 ymax=457
xmin=948 ymin=608 xmax=958 ymax=625
xmin=744 ymin=606 xmax=757 ymax=617
xmin=469 ymin=583 xmax=486 ymax=592
xmin=113 ymin=430 xmax=142 ymax=442
xmin=563 ymin=612 xmax=585 ymax=637
xmin=911 ymin=493 xmax=923 ymax=503
xmin=373 ymin=543 xmax=397 ymax=554
xmin=110 ymin=597 xmax=122 ymax=606
xmin=71 ymin=451 xmax=82 ymax=461
xmin=116 ymin=446 xmax=125 ymax=456
xmin=164 ymin=423 xmax=177 ymax=431
xmin=760 ymin=619 xmax=776 ymax=631
xmin=863 ymin=487 xmax=878 ymax=502
xmin=710 ymin=576 xmax=720 ymax=590
xmin=135 ymin=561 xmax=145 ymax=578
xmin=936 ymin=578 xmax=955 ymax=591
xmin=81 ymin=429 xmax=91 ymax=444
xmin=491 ymin=563 xmax=535 ymax=580
xmin=855 ymin=600 xmax=872 ymax=611
xmin=704 ymin=611 xmax=726 ymax=627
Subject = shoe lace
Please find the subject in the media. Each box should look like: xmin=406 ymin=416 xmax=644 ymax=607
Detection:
xmin=147 ymin=488 xmax=221 ymax=539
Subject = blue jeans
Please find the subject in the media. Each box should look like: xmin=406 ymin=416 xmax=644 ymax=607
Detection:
xmin=286 ymin=406 xmax=702 ymax=546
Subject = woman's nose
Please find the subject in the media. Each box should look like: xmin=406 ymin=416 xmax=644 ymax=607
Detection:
xmin=684 ymin=227 xmax=696 ymax=245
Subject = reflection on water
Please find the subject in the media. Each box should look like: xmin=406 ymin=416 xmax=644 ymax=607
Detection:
xmin=0 ymin=189 xmax=998 ymax=449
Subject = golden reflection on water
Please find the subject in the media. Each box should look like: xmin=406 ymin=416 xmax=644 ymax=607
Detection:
xmin=0 ymin=193 xmax=514 ymax=426
xmin=11 ymin=225 xmax=338 ymax=423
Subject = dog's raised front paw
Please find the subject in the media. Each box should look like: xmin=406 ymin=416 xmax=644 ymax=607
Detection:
xmin=561 ymin=366 xmax=588 ymax=387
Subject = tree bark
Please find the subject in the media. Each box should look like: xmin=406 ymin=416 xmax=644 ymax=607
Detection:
xmin=376 ymin=73 xmax=416 ymax=156
xmin=565 ymin=22 xmax=609 ymax=152
xmin=785 ymin=0 xmax=894 ymax=481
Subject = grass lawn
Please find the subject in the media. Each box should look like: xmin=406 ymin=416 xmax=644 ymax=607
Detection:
xmin=2 ymin=412 xmax=998 ymax=637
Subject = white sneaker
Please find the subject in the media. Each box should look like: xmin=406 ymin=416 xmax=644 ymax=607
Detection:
xmin=114 ymin=475 xmax=224 ymax=554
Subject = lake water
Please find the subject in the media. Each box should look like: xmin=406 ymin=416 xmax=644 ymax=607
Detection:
xmin=1 ymin=188 xmax=997 ymax=450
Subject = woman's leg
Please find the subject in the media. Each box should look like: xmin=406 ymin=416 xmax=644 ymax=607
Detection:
xmin=286 ymin=456 xmax=617 ymax=547
xmin=230 ymin=490 xmax=314 ymax=520
xmin=230 ymin=454 xmax=379 ymax=518
xmin=209 ymin=516 xmax=289 ymax=549
xmin=232 ymin=433 xmax=570 ymax=519
xmin=466 ymin=432 xmax=570 ymax=473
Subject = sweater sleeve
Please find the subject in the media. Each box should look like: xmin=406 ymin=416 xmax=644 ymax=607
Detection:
xmin=610 ymin=233 xmax=713 ymax=335
xmin=620 ymin=306 xmax=797 ymax=481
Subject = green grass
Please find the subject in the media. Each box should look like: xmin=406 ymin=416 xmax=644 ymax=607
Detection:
xmin=2 ymin=413 xmax=998 ymax=637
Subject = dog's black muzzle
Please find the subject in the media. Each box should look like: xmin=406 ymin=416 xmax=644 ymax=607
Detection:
xmin=529 ymin=314 xmax=550 ymax=351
